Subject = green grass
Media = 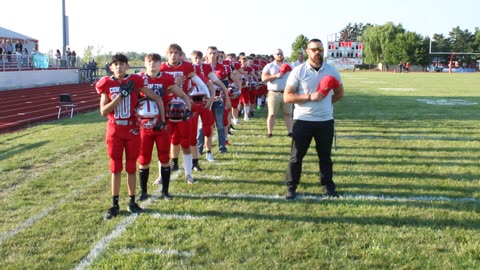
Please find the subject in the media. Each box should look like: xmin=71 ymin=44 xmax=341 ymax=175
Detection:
xmin=1 ymin=72 xmax=479 ymax=269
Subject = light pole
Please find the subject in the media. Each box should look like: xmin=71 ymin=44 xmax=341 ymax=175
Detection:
xmin=62 ymin=0 xmax=68 ymax=59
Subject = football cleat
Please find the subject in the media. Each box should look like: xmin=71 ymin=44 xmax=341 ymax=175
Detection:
xmin=171 ymin=162 xmax=179 ymax=171
xmin=193 ymin=164 xmax=203 ymax=172
xmin=127 ymin=202 xmax=144 ymax=214
xmin=206 ymin=152 xmax=214 ymax=162
xmin=186 ymin=174 xmax=195 ymax=184
xmin=138 ymin=192 xmax=149 ymax=201
xmin=104 ymin=206 xmax=119 ymax=220
xmin=162 ymin=191 xmax=173 ymax=200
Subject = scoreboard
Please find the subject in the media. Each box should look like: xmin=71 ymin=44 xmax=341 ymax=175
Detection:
xmin=326 ymin=41 xmax=364 ymax=67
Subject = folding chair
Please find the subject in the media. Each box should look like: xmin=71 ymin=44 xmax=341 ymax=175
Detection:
xmin=57 ymin=94 xmax=77 ymax=119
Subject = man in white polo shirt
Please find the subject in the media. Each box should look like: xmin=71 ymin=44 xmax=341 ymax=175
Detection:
xmin=261 ymin=48 xmax=293 ymax=138
xmin=283 ymin=39 xmax=344 ymax=200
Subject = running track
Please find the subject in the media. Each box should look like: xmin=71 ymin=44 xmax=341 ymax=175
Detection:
xmin=0 ymin=83 xmax=99 ymax=134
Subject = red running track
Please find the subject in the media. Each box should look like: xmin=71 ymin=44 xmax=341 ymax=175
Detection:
xmin=0 ymin=83 xmax=100 ymax=133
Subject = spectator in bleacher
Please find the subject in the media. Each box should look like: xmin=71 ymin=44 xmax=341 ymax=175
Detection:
xmin=0 ymin=39 xmax=5 ymax=57
xmin=22 ymin=48 xmax=29 ymax=67
xmin=15 ymin=48 xmax=22 ymax=68
xmin=55 ymin=49 xmax=61 ymax=67
xmin=5 ymin=40 xmax=14 ymax=62
xmin=89 ymin=59 xmax=97 ymax=79
xmin=66 ymin=47 xmax=72 ymax=66
xmin=15 ymin=40 xmax=23 ymax=53
xmin=70 ymin=50 xmax=77 ymax=67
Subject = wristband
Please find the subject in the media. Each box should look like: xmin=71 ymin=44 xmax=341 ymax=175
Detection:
xmin=308 ymin=94 xmax=311 ymax=101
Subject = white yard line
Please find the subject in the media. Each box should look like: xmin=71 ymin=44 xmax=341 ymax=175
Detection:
xmin=175 ymin=192 xmax=480 ymax=204
xmin=119 ymin=248 xmax=194 ymax=257
xmin=150 ymin=213 xmax=208 ymax=220
xmin=75 ymin=188 xmax=479 ymax=269
xmin=0 ymin=173 xmax=108 ymax=246
xmin=75 ymin=170 xmax=182 ymax=270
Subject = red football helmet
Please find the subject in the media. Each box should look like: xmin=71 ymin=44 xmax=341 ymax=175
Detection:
xmin=166 ymin=99 xmax=187 ymax=122
xmin=189 ymin=85 xmax=207 ymax=110
xmin=135 ymin=98 xmax=161 ymax=129
xmin=228 ymin=83 xmax=241 ymax=98
xmin=135 ymin=98 xmax=160 ymax=118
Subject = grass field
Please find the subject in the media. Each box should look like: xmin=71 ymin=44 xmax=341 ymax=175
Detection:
xmin=1 ymin=72 xmax=479 ymax=269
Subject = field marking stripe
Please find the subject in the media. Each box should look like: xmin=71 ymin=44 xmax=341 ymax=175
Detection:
xmin=150 ymin=213 xmax=207 ymax=220
xmin=175 ymin=192 xmax=480 ymax=203
xmin=75 ymin=170 xmax=182 ymax=270
xmin=119 ymin=248 xmax=194 ymax=257
xmin=0 ymin=173 xmax=108 ymax=246
xmin=74 ymin=215 xmax=137 ymax=270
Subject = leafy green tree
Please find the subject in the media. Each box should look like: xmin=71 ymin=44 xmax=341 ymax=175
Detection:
xmin=430 ymin=33 xmax=450 ymax=53
xmin=362 ymin=22 xmax=405 ymax=69
xmin=339 ymin=22 xmax=371 ymax=41
xmin=82 ymin=45 xmax=94 ymax=65
xmin=291 ymin=34 xmax=309 ymax=61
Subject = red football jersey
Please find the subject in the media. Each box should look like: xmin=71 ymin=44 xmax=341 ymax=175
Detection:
xmin=212 ymin=62 xmax=229 ymax=80
xmin=96 ymin=74 xmax=144 ymax=122
xmin=159 ymin=61 xmax=195 ymax=93
xmin=138 ymin=72 xmax=176 ymax=104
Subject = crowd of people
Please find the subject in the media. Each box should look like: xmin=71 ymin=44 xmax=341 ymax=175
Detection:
xmin=95 ymin=39 xmax=344 ymax=220
xmin=0 ymin=39 xmax=80 ymax=70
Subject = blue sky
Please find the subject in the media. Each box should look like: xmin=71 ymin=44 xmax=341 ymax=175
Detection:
xmin=1 ymin=0 xmax=478 ymax=57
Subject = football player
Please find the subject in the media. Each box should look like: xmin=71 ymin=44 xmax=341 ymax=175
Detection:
xmin=159 ymin=44 xmax=210 ymax=184
xmin=137 ymin=53 xmax=191 ymax=201
xmin=96 ymin=53 xmax=165 ymax=220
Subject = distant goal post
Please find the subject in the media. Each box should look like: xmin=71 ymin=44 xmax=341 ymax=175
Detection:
xmin=429 ymin=38 xmax=480 ymax=72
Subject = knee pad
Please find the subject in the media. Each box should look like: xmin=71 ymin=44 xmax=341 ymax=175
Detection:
xmin=125 ymin=159 xmax=137 ymax=174
xmin=110 ymin=159 xmax=123 ymax=173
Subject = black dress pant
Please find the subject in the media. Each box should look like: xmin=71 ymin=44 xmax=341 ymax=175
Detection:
xmin=286 ymin=119 xmax=334 ymax=189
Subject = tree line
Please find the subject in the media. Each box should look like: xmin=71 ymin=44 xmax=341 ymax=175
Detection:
xmin=291 ymin=22 xmax=480 ymax=70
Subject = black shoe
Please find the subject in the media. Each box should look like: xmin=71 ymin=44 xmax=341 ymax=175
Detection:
xmin=230 ymin=124 xmax=236 ymax=130
xmin=267 ymin=133 xmax=272 ymax=138
xmin=286 ymin=188 xmax=297 ymax=200
xmin=162 ymin=191 xmax=173 ymax=201
xmin=138 ymin=191 xmax=149 ymax=201
xmin=228 ymin=130 xmax=234 ymax=135
xmin=193 ymin=164 xmax=202 ymax=172
xmin=104 ymin=206 xmax=119 ymax=220
xmin=287 ymin=133 xmax=292 ymax=137
xmin=323 ymin=184 xmax=339 ymax=198
xmin=171 ymin=163 xmax=179 ymax=171
xmin=127 ymin=202 xmax=144 ymax=214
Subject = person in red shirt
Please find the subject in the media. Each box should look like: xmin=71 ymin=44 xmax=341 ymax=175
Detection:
xmin=137 ymin=53 xmax=191 ymax=201
xmin=190 ymin=50 xmax=216 ymax=168
xmin=159 ymin=44 xmax=210 ymax=184
xmin=96 ymin=53 xmax=165 ymax=220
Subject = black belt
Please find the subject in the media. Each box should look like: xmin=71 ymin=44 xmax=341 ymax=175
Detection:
xmin=269 ymin=90 xmax=284 ymax=93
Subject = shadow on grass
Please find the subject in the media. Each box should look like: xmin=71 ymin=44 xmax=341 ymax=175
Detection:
xmin=168 ymin=194 xmax=480 ymax=230
xmin=0 ymin=141 xmax=49 ymax=161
